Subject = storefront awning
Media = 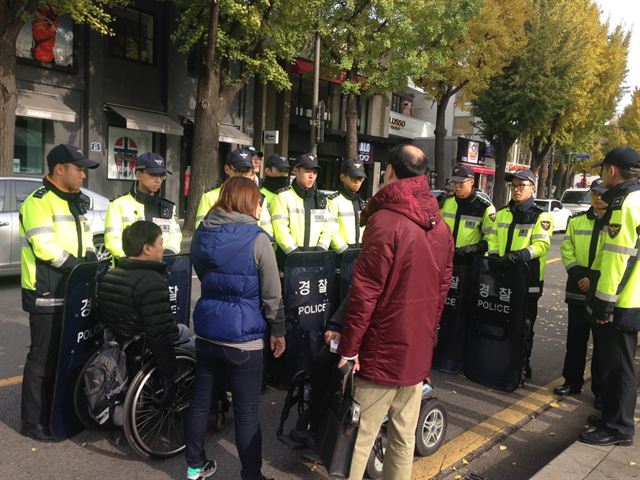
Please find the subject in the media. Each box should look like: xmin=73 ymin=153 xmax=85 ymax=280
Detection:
xmin=107 ymin=104 xmax=183 ymax=136
xmin=467 ymin=164 xmax=495 ymax=175
xmin=182 ymin=117 xmax=253 ymax=145
xmin=16 ymin=90 xmax=76 ymax=123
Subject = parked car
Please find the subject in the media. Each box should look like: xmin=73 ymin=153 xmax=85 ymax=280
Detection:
xmin=534 ymin=199 xmax=572 ymax=232
xmin=560 ymin=188 xmax=590 ymax=215
xmin=0 ymin=177 xmax=110 ymax=277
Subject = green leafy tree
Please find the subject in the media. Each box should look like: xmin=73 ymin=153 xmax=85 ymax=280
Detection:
xmin=416 ymin=0 xmax=529 ymax=188
xmin=0 ymin=0 xmax=125 ymax=176
xmin=172 ymin=0 xmax=321 ymax=234
xmin=602 ymin=88 xmax=640 ymax=152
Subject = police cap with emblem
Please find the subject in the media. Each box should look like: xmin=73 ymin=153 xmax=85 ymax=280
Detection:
xmin=591 ymin=146 xmax=640 ymax=171
xmin=295 ymin=153 xmax=321 ymax=170
xmin=341 ymin=158 xmax=367 ymax=178
xmin=226 ymin=148 xmax=254 ymax=170
xmin=451 ymin=164 xmax=474 ymax=182
xmin=265 ymin=153 xmax=291 ymax=169
xmin=47 ymin=144 xmax=99 ymax=169
xmin=505 ymin=169 xmax=537 ymax=184
xmin=136 ymin=152 xmax=172 ymax=174
xmin=589 ymin=178 xmax=607 ymax=194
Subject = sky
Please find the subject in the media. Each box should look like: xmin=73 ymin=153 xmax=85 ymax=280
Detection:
xmin=595 ymin=0 xmax=639 ymax=111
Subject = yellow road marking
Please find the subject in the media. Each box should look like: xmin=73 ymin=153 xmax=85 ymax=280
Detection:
xmin=0 ymin=375 xmax=23 ymax=388
xmin=547 ymin=257 xmax=561 ymax=264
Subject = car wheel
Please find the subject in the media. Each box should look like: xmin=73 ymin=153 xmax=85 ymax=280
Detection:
xmin=93 ymin=235 xmax=112 ymax=262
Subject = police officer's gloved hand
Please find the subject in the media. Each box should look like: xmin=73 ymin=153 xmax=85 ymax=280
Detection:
xmin=503 ymin=249 xmax=531 ymax=265
xmin=457 ymin=243 xmax=485 ymax=256
xmin=85 ymin=251 xmax=98 ymax=263
xmin=153 ymin=376 xmax=177 ymax=408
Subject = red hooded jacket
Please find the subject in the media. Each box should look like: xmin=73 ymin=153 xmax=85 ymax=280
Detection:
xmin=337 ymin=175 xmax=453 ymax=386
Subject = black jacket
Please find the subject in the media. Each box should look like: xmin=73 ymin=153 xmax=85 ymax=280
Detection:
xmin=97 ymin=258 xmax=178 ymax=379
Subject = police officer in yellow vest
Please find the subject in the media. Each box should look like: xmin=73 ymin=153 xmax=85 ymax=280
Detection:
xmin=196 ymin=148 xmax=272 ymax=235
xmin=581 ymin=147 xmax=640 ymax=447
xmin=440 ymin=164 xmax=495 ymax=255
xmin=327 ymin=158 xmax=367 ymax=248
xmin=105 ymin=153 xmax=181 ymax=259
xmin=555 ymin=179 xmax=607 ymax=402
xmin=19 ymin=144 xmax=99 ymax=441
xmin=486 ymin=169 xmax=553 ymax=380
xmin=260 ymin=153 xmax=291 ymax=208
xmin=270 ymin=153 xmax=346 ymax=259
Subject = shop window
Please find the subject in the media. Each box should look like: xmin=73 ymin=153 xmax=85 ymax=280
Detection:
xmin=15 ymin=9 xmax=75 ymax=70
xmin=109 ymin=7 xmax=155 ymax=64
xmin=13 ymin=117 xmax=45 ymax=174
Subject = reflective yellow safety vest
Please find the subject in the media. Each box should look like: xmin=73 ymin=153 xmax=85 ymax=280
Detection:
xmin=270 ymin=184 xmax=346 ymax=254
xmin=589 ymin=180 xmax=640 ymax=330
xmin=105 ymin=186 xmax=182 ymax=258
xmin=326 ymin=188 xmax=366 ymax=248
xmin=440 ymin=192 xmax=495 ymax=248
xmin=20 ymin=178 xmax=95 ymax=313
xmin=486 ymin=199 xmax=553 ymax=294
xmin=560 ymin=209 xmax=604 ymax=303
xmin=196 ymin=185 xmax=273 ymax=236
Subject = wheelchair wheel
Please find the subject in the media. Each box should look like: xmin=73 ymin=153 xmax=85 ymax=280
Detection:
xmin=414 ymin=399 xmax=447 ymax=456
xmin=365 ymin=433 xmax=387 ymax=479
xmin=73 ymin=351 xmax=98 ymax=428
xmin=123 ymin=355 xmax=196 ymax=458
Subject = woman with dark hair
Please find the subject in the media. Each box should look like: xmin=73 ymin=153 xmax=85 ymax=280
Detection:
xmin=184 ymin=176 xmax=285 ymax=480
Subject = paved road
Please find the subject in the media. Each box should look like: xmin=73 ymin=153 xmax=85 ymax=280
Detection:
xmin=0 ymin=235 xmax=627 ymax=480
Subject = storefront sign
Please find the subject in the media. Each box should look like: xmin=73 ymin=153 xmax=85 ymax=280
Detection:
xmin=358 ymin=142 xmax=372 ymax=164
xmin=388 ymin=111 xmax=431 ymax=139
xmin=90 ymin=142 xmax=101 ymax=152
xmin=107 ymin=126 xmax=152 ymax=180
xmin=467 ymin=140 xmax=480 ymax=164
xmin=263 ymin=130 xmax=280 ymax=144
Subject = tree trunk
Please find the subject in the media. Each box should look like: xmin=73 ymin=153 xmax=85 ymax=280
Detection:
xmin=182 ymin=1 xmax=220 ymax=235
xmin=344 ymin=68 xmax=359 ymax=161
xmin=0 ymin=21 xmax=22 ymax=176
xmin=537 ymin=157 xmax=548 ymax=198
xmin=552 ymin=162 xmax=565 ymax=199
xmin=493 ymin=138 xmax=516 ymax=207
xmin=434 ymin=94 xmax=451 ymax=188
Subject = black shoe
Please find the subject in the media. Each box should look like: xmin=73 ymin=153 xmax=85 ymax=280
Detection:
xmin=524 ymin=362 xmax=532 ymax=379
xmin=594 ymin=396 xmax=603 ymax=411
xmin=20 ymin=422 xmax=53 ymax=442
xmin=579 ymin=428 xmax=633 ymax=446
xmin=553 ymin=383 xmax=581 ymax=396
xmin=587 ymin=415 xmax=604 ymax=429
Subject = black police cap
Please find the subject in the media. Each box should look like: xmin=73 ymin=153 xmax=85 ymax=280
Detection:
xmin=47 ymin=144 xmax=99 ymax=169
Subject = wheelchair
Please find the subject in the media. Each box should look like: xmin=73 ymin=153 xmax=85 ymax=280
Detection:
xmin=73 ymin=332 xmax=196 ymax=459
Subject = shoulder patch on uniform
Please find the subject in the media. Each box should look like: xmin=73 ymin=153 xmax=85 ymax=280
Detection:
xmin=32 ymin=186 xmax=48 ymax=199
xmin=327 ymin=191 xmax=340 ymax=200
xmin=540 ymin=220 xmax=552 ymax=231
xmin=608 ymin=223 xmax=622 ymax=239
xmin=275 ymin=186 xmax=291 ymax=194
xmin=489 ymin=212 xmax=496 ymax=222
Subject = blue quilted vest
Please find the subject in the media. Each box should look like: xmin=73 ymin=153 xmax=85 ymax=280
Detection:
xmin=191 ymin=222 xmax=266 ymax=342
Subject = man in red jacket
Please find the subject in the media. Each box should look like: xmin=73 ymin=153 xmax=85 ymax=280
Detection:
xmin=336 ymin=144 xmax=453 ymax=480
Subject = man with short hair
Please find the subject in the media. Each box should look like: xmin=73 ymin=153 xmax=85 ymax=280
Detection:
xmin=19 ymin=144 xmax=99 ymax=441
xmin=196 ymin=148 xmax=272 ymax=235
xmin=105 ymin=152 xmax=182 ymax=259
xmin=260 ymin=153 xmax=291 ymax=208
xmin=337 ymin=144 xmax=453 ymax=480
xmin=440 ymin=163 xmax=495 ymax=255
xmin=486 ymin=169 xmax=553 ymax=381
xmin=581 ymin=147 xmax=640 ymax=447
xmin=250 ymin=148 xmax=264 ymax=187
xmin=327 ymin=158 xmax=367 ymax=248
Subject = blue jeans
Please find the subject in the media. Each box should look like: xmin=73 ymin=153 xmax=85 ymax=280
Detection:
xmin=184 ymin=339 xmax=264 ymax=480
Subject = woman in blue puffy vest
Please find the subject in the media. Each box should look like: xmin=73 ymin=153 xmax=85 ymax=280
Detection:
xmin=184 ymin=176 xmax=286 ymax=480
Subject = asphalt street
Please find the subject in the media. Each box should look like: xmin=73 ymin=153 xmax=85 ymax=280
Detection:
xmin=0 ymin=234 xmax=636 ymax=480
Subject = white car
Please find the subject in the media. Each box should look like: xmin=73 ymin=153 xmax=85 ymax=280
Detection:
xmin=560 ymin=188 xmax=590 ymax=215
xmin=534 ymin=199 xmax=572 ymax=232
xmin=0 ymin=177 xmax=109 ymax=277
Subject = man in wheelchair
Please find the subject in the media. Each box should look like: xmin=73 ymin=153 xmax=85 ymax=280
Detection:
xmin=97 ymin=220 xmax=194 ymax=408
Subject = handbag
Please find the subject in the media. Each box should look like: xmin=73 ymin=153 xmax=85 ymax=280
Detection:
xmin=315 ymin=362 xmax=361 ymax=478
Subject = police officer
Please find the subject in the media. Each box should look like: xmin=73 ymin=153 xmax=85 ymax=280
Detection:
xmin=105 ymin=152 xmax=181 ymax=259
xmin=270 ymin=153 xmax=346 ymax=258
xmin=196 ymin=148 xmax=272 ymax=235
xmin=486 ymin=169 xmax=553 ymax=380
xmin=555 ymin=179 xmax=607 ymax=401
xmin=440 ymin=164 xmax=495 ymax=255
xmin=581 ymin=147 xmax=640 ymax=447
xmin=327 ymin=158 xmax=367 ymax=248
xmin=19 ymin=144 xmax=99 ymax=441
xmin=260 ymin=153 xmax=291 ymax=208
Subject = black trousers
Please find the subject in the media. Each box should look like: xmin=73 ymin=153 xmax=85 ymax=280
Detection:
xmin=561 ymin=303 xmax=601 ymax=394
xmin=21 ymin=312 xmax=63 ymax=427
xmin=524 ymin=296 xmax=539 ymax=361
xmin=595 ymin=323 xmax=638 ymax=437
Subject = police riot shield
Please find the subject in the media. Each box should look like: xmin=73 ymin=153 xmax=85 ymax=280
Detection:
xmin=282 ymin=251 xmax=337 ymax=384
xmin=164 ymin=254 xmax=193 ymax=327
xmin=433 ymin=258 xmax=471 ymax=374
xmin=50 ymin=260 xmax=109 ymax=440
xmin=339 ymin=248 xmax=361 ymax=300
xmin=463 ymin=257 xmax=529 ymax=392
